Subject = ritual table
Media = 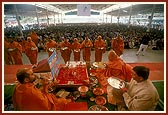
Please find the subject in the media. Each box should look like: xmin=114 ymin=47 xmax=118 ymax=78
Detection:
xmin=56 ymin=61 xmax=89 ymax=87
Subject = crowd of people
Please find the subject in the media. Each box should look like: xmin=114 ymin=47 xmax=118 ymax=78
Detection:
xmin=4 ymin=23 xmax=164 ymax=65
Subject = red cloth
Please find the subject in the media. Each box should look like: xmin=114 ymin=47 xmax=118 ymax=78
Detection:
xmin=33 ymin=58 xmax=51 ymax=73
xmin=56 ymin=66 xmax=89 ymax=85
xmin=63 ymin=102 xmax=88 ymax=111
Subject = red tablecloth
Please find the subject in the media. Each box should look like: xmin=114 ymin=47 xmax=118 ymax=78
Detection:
xmin=56 ymin=66 xmax=89 ymax=85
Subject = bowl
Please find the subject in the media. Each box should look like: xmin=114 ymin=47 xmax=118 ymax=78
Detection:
xmin=95 ymin=96 xmax=107 ymax=105
xmin=88 ymin=105 xmax=108 ymax=111
xmin=93 ymin=87 xmax=104 ymax=95
xmin=78 ymin=86 xmax=89 ymax=93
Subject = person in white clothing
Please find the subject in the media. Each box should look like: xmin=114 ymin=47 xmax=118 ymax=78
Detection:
xmin=112 ymin=66 xmax=159 ymax=111
xmin=136 ymin=32 xmax=151 ymax=56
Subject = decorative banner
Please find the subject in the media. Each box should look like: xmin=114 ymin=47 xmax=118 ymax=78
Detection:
xmin=48 ymin=51 xmax=60 ymax=80
xmin=77 ymin=4 xmax=91 ymax=16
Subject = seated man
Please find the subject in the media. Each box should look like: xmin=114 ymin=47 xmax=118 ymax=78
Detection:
xmin=12 ymin=68 xmax=71 ymax=111
xmin=112 ymin=66 xmax=159 ymax=111
xmin=105 ymin=49 xmax=132 ymax=82
xmin=95 ymin=49 xmax=132 ymax=93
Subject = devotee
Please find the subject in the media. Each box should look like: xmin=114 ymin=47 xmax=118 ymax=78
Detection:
xmin=45 ymin=37 xmax=58 ymax=57
xmin=59 ymin=38 xmax=72 ymax=64
xmin=25 ymin=36 xmax=38 ymax=66
xmin=8 ymin=38 xmax=23 ymax=65
xmin=71 ymin=38 xmax=81 ymax=61
xmin=111 ymin=34 xmax=124 ymax=57
xmin=136 ymin=32 xmax=151 ymax=56
xmin=94 ymin=35 xmax=106 ymax=62
xmin=95 ymin=49 xmax=132 ymax=93
xmin=12 ymin=68 xmax=71 ymax=111
xmin=111 ymin=66 xmax=159 ymax=111
xmin=30 ymin=30 xmax=39 ymax=46
xmin=4 ymin=37 xmax=12 ymax=65
xmin=81 ymin=36 xmax=93 ymax=64
xmin=105 ymin=49 xmax=132 ymax=82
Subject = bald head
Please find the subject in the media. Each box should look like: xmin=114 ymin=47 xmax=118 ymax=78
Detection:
xmin=27 ymin=37 xmax=32 ymax=42
xmin=108 ymin=50 xmax=118 ymax=61
xmin=97 ymin=35 xmax=102 ymax=40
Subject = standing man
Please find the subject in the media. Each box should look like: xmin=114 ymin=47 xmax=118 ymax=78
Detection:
xmin=59 ymin=38 xmax=72 ymax=64
xmin=4 ymin=37 xmax=12 ymax=65
xmin=136 ymin=32 xmax=151 ymax=56
xmin=30 ymin=30 xmax=38 ymax=46
xmin=45 ymin=37 xmax=58 ymax=57
xmin=111 ymin=34 xmax=124 ymax=57
xmin=94 ymin=35 xmax=106 ymax=62
xmin=71 ymin=38 xmax=81 ymax=61
xmin=25 ymin=36 xmax=38 ymax=66
xmin=81 ymin=36 xmax=93 ymax=64
xmin=8 ymin=38 xmax=23 ymax=65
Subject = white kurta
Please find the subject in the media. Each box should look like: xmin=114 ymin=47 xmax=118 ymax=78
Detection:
xmin=123 ymin=79 xmax=159 ymax=111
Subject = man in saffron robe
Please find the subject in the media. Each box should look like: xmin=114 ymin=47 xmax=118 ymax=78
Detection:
xmin=25 ymin=37 xmax=38 ymax=65
xmin=12 ymin=68 xmax=71 ymax=111
xmin=71 ymin=38 xmax=81 ymax=61
xmin=111 ymin=34 xmax=124 ymax=57
xmin=59 ymin=38 xmax=72 ymax=64
xmin=95 ymin=49 xmax=132 ymax=93
xmin=45 ymin=37 xmax=58 ymax=57
xmin=30 ymin=31 xmax=38 ymax=46
xmin=8 ymin=38 xmax=23 ymax=65
xmin=105 ymin=49 xmax=132 ymax=82
xmin=94 ymin=35 xmax=106 ymax=62
xmin=4 ymin=37 xmax=12 ymax=65
xmin=81 ymin=36 xmax=93 ymax=64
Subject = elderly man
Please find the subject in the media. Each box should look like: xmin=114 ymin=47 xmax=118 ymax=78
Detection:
xmin=12 ymin=68 xmax=71 ymax=111
xmin=105 ymin=49 xmax=132 ymax=82
xmin=95 ymin=49 xmax=132 ymax=93
xmin=111 ymin=66 xmax=159 ymax=111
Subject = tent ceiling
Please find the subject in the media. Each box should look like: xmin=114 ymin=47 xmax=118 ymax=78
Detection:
xmin=4 ymin=3 xmax=164 ymax=18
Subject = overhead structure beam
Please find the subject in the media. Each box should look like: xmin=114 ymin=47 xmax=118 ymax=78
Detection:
xmin=101 ymin=3 xmax=135 ymax=14
xmin=32 ymin=4 xmax=63 ymax=14
xmin=14 ymin=5 xmax=23 ymax=37
xmin=148 ymin=4 xmax=156 ymax=31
